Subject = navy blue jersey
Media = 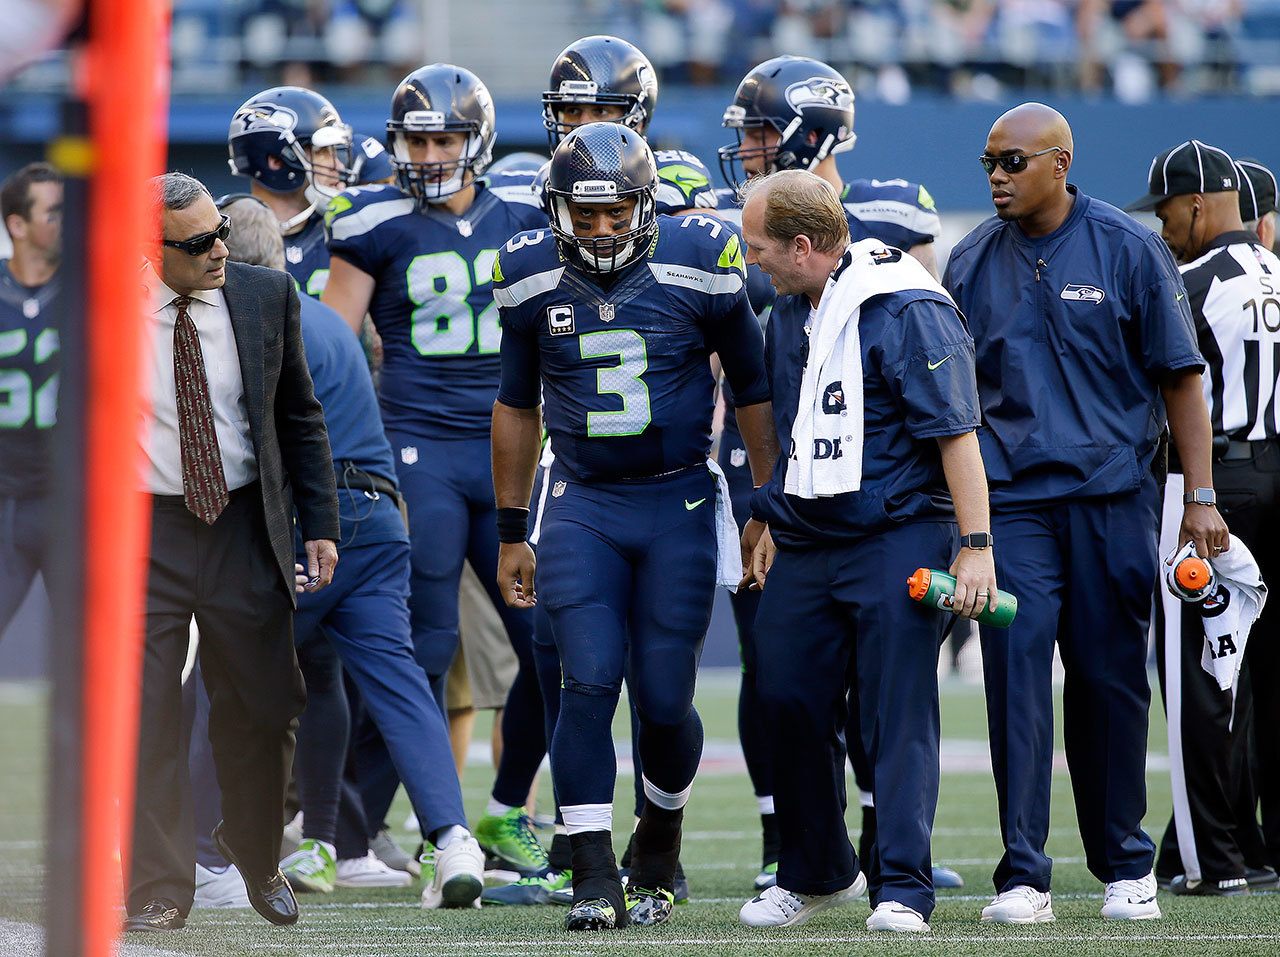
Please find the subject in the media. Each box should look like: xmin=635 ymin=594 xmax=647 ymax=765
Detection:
xmin=839 ymin=178 xmax=941 ymax=250
xmin=285 ymin=212 xmax=331 ymax=298
xmin=943 ymin=187 xmax=1203 ymax=506
xmin=0 ymin=261 xmax=60 ymax=497
xmin=652 ymin=149 xmax=719 ymax=215
xmin=299 ymin=295 xmax=406 ymax=546
xmin=752 ymin=289 xmax=980 ymax=547
xmin=495 ymin=213 xmax=769 ymax=483
xmin=326 ymin=174 xmax=546 ymax=439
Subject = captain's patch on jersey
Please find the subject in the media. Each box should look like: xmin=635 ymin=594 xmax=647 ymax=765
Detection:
xmin=548 ymin=304 xmax=576 ymax=336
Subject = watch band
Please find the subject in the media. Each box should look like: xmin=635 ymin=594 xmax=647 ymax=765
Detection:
xmin=959 ymin=532 xmax=993 ymax=549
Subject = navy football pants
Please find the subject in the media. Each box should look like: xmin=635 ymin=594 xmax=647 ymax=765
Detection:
xmin=537 ymin=465 xmax=717 ymax=815
xmin=754 ymin=521 xmax=953 ymax=917
xmin=983 ymin=476 xmax=1160 ymax=893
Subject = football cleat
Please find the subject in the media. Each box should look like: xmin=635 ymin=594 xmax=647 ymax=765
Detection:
xmin=474 ymin=808 xmax=550 ymax=876
xmin=481 ymin=869 xmax=572 ymax=906
xmin=565 ymin=898 xmax=620 ymax=931
xmin=625 ymin=886 xmax=675 ymax=926
xmin=280 ymin=839 xmax=336 ymax=894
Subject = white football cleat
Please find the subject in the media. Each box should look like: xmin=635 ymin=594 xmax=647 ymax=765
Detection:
xmin=981 ymin=885 xmax=1055 ymax=924
xmin=335 ymin=851 xmax=413 ymax=888
xmin=421 ymin=834 xmax=484 ymax=910
xmin=193 ymin=863 xmax=250 ymax=908
xmin=866 ymin=900 xmax=930 ymax=932
xmin=1102 ymin=873 xmax=1161 ymax=920
xmin=739 ymin=871 xmax=867 ymax=927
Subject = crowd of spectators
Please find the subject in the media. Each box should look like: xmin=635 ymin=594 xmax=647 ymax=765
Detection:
xmin=146 ymin=0 xmax=1280 ymax=100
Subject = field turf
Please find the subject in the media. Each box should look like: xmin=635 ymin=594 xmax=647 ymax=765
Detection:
xmin=1 ymin=671 xmax=1277 ymax=956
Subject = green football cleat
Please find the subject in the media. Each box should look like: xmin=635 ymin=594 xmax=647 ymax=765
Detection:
xmin=473 ymin=808 xmax=549 ymax=876
xmin=280 ymin=839 xmax=336 ymax=894
xmin=625 ymin=886 xmax=675 ymax=926
xmin=754 ymin=861 xmax=778 ymax=891
xmin=481 ymin=869 xmax=572 ymax=906
xmin=565 ymin=898 xmax=620 ymax=931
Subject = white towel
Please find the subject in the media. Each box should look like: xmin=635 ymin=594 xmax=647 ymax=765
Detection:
xmin=785 ymin=239 xmax=954 ymax=499
xmin=707 ymin=458 xmax=742 ymax=592
xmin=1163 ymin=536 xmax=1268 ymax=696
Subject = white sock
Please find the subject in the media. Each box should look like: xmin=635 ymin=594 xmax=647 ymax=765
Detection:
xmin=757 ymin=795 xmax=775 ymax=816
xmin=859 ymin=790 xmax=875 ymax=809
xmin=486 ymin=799 xmax=517 ymax=817
xmin=561 ymin=803 xmax=613 ymax=835
xmin=642 ymin=775 xmax=693 ymax=811
xmin=433 ymin=825 xmax=470 ymax=849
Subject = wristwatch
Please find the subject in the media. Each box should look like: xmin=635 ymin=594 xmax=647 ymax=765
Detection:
xmin=959 ymin=532 xmax=993 ymax=550
xmin=1183 ymin=487 xmax=1217 ymax=506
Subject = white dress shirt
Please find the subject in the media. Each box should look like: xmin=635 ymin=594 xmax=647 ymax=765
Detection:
xmin=141 ymin=264 xmax=258 ymax=495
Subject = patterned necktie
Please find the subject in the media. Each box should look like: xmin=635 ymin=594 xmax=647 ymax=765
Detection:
xmin=172 ymin=296 xmax=229 ymax=524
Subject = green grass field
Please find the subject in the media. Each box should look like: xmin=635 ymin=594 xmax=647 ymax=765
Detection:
xmin=2 ymin=672 xmax=1278 ymax=957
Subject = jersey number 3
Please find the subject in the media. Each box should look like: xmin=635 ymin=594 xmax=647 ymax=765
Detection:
xmin=580 ymin=330 xmax=652 ymax=437
xmin=407 ymin=249 xmax=500 ymax=356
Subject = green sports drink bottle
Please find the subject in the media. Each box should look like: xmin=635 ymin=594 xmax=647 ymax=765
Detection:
xmin=906 ymin=567 xmax=1018 ymax=628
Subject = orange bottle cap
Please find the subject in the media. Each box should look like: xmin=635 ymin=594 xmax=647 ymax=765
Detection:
xmin=907 ymin=567 xmax=931 ymax=600
xmin=1175 ymin=556 xmax=1211 ymax=591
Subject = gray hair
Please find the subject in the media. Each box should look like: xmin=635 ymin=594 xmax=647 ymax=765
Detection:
xmin=149 ymin=171 xmax=210 ymax=212
xmin=220 ymin=197 xmax=286 ymax=271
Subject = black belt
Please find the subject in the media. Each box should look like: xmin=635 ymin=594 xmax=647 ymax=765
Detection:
xmin=1213 ymin=436 xmax=1277 ymax=461
xmin=337 ymin=463 xmax=398 ymax=498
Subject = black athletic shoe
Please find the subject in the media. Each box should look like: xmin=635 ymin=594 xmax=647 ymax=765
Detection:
xmin=566 ymin=831 xmax=628 ymax=930
xmin=1169 ymin=874 xmax=1250 ymax=896
xmin=1246 ymin=866 xmax=1279 ymax=890
xmin=565 ymin=897 xmax=621 ymax=931
xmin=625 ymin=886 xmax=675 ymax=926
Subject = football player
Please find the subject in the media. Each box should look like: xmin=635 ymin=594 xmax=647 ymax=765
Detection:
xmin=0 ymin=163 xmax=61 ymax=640
xmin=491 ymin=122 xmax=777 ymax=930
xmin=717 ymin=54 xmax=964 ymax=892
xmin=227 ymin=86 xmax=355 ymax=297
xmin=321 ymin=63 xmax=551 ymax=878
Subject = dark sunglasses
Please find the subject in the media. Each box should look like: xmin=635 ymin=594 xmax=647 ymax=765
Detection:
xmin=162 ymin=214 xmax=231 ymax=256
xmin=979 ymin=146 xmax=1062 ymax=175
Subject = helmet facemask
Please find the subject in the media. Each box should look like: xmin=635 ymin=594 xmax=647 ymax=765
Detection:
xmin=548 ymin=183 xmax=656 ymax=275
xmin=388 ymin=111 xmax=493 ymax=207
xmin=542 ymin=82 xmax=648 ymax=152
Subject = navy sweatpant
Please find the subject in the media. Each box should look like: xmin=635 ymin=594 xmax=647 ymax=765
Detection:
xmin=754 ymin=520 xmax=953 ymax=917
xmin=537 ymin=464 xmax=717 ymax=814
xmin=982 ymin=476 xmax=1160 ymax=893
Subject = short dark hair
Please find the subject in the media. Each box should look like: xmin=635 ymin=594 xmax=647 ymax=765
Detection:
xmin=1 ymin=163 xmax=62 ymax=224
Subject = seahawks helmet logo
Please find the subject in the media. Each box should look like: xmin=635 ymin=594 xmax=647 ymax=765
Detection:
xmin=785 ymin=77 xmax=854 ymax=112
xmin=230 ymin=103 xmax=298 ymax=136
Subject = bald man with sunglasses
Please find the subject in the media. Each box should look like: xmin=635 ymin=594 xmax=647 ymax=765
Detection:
xmin=127 ymin=172 xmax=339 ymax=933
xmin=943 ymin=103 xmax=1225 ymax=924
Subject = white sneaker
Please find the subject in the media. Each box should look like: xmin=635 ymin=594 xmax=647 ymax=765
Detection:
xmin=981 ymin=885 xmax=1055 ymax=924
xmin=1102 ymin=873 xmax=1161 ymax=920
xmin=739 ymin=871 xmax=867 ymax=927
xmin=867 ymin=900 xmax=930 ymax=932
xmin=193 ymin=863 xmax=250 ymax=908
xmin=421 ymin=834 xmax=484 ymax=910
xmin=335 ymin=851 xmax=413 ymax=888
xmin=371 ymin=827 xmax=421 ymax=878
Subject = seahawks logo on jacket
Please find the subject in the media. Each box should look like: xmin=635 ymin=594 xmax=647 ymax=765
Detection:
xmin=785 ymin=77 xmax=854 ymax=112
xmin=822 ymin=381 xmax=846 ymax=414
xmin=1060 ymin=283 xmax=1106 ymax=303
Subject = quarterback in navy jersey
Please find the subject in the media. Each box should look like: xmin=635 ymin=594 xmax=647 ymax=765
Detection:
xmin=0 ymin=163 xmax=61 ymax=639
xmin=321 ymin=63 xmax=552 ymax=876
xmin=491 ymin=123 xmax=777 ymax=931
xmin=227 ymin=86 xmax=357 ymax=297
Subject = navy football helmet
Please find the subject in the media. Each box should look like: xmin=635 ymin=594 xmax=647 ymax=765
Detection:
xmin=719 ymin=56 xmax=856 ymax=190
xmin=349 ymin=133 xmax=395 ymax=185
xmin=546 ymin=122 xmax=658 ymax=274
xmin=387 ymin=64 xmax=496 ymax=206
xmin=542 ymin=36 xmax=658 ymax=151
xmin=227 ymin=87 xmax=354 ymax=228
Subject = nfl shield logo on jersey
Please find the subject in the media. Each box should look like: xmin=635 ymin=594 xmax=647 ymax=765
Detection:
xmin=730 ymin=448 xmax=746 ymax=468
xmin=400 ymin=446 xmax=419 ymax=465
xmin=599 ymin=303 xmax=616 ymax=323
xmin=552 ymin=480 xmax=567 ymax=498
xmin=458 ymin=219 xmax=473 ymax=237
xmin=286 ymin=245 xmax=303 ymax=264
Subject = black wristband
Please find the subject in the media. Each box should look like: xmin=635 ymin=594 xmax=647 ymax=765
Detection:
xmin=496 ymin=507 xmax=530 ymax=544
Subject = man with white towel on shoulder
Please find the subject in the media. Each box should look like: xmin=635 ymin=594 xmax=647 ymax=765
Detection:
xmin=735 ymin=169 xmax=997 ymax=934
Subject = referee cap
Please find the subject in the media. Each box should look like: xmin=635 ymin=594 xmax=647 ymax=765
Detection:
xmin=1234 ymin=158 xmax=1278 ymax=222
xmin=1126 ymin=139 xmax=1240 ymax=212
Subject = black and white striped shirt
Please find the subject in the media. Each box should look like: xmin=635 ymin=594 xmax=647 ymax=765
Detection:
xmin=1180 ymin=231 xmax=1280 ymax=440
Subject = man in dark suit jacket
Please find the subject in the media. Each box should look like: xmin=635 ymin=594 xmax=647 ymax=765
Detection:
xmin=126 ymin=172 xmax=340 ymax=932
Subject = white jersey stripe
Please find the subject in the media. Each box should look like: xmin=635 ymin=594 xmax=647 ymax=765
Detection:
xmin=492 ymin=267 xmax=566 ymax=309
xmin=329 ymin=197 xmax=417 ymax=241
xmin=647 ymin=262 xmax=743 ymax=295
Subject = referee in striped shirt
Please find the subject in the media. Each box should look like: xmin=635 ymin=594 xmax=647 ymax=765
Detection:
xmin=1127 ymin=142 xmax=1280 ymax=895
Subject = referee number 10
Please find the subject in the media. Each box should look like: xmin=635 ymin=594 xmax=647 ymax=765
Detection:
xmin=1244 ymin=297 xmax=1280 ymax=334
